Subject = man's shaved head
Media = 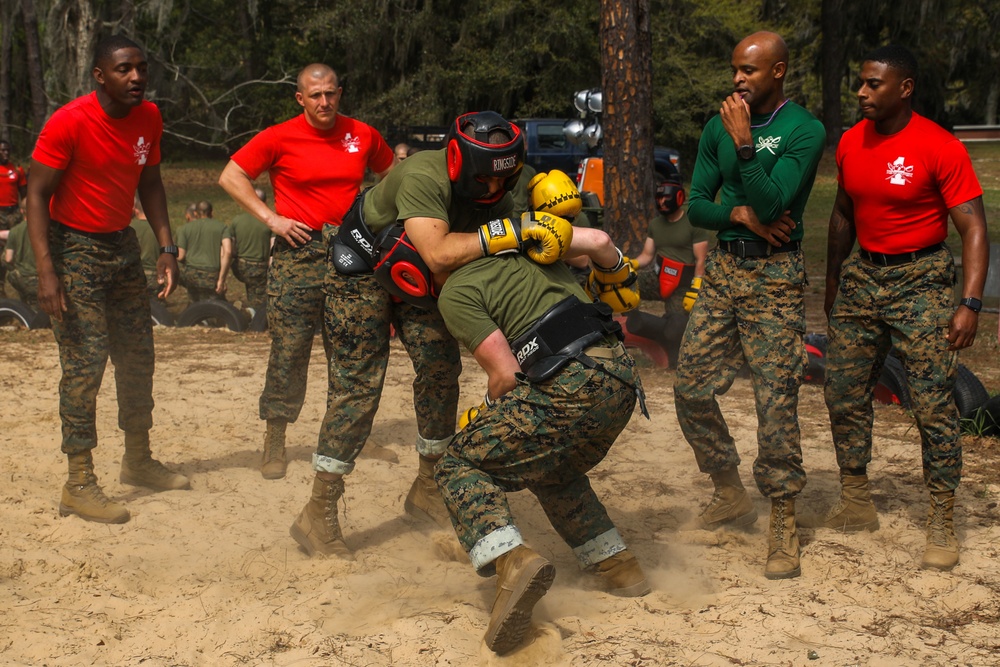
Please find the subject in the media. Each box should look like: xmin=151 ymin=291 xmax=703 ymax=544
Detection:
xmin=297 ymin=64 xmax=337 ymax=92
xmin=734 ymin=31 xmax=789 ymax=74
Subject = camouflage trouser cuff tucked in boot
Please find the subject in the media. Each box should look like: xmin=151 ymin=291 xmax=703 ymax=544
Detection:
xmin=312 ymin=453 xmax=355 ymax=475
xmin=470 ymin=525 xmax=524 ymax=575
xmin=416 ymin=434 xmax=452 ymax=457
xmin=572 ymin=527 xmax=627 ymax=568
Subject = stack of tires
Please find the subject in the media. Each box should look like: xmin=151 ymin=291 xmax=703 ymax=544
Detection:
xmin=175 ymin=299 xmax=249 ymax=332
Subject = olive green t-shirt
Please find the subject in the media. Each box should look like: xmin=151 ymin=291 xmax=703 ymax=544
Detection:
xmin=437 ymin=253 xmax=588 ymax=353
xmin=509 ymin=163 xmax=538 ymax=217
xmin=176 ymin=218 xmax=231 ymax=270
xmin=647 ymin=210 xmax=712 ymax=265
xmin=6 ymin=222 xmax=36 ymax=276
xmin=229 ymin=212 xmax=272 ymax=262
xmin=362 ymin=148 xmax=513 ymax=235
xmin=129 ymin=218 xmax=160 ymax=273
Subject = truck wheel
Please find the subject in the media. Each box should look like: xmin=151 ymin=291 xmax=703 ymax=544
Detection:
xmin=0 ymin=298 xmax=51 ymax=330
xmin=247 ymin=307 xmax=268 ymax=332
xmin=176 ymin=300 xmax=248 ymax=332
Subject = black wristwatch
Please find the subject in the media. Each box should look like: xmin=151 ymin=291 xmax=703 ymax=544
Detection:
xmin=736 ymin=144 xmax=755 ymax=161
xmin=160 ymin=245 xmax=179 ymax=257
xmin=959 ymin=297 xmax=982 ymax=313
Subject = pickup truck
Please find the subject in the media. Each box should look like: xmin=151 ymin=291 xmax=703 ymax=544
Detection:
xmin=512 ymin=118 xmax=681 ymax=181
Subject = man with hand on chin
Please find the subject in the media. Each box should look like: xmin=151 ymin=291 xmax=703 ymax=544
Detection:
xmin=674 ymin=30 xmax=825 ymax=580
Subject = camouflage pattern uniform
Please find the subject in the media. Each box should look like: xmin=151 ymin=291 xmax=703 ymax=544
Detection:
xmin=824 ymin=249 xmax=960 ymax=492
xmin=48 ymin=225 xmax=154 ymax=454
xmin=232 ymin=258 xmax=268 ymax=311
xmin=179 ymin=265 xmax=221 ymax=302
xmin=674 ymin=247 xmax=808 ymax=498
xmin=0 ymin=209 xmax=22 ymax=294
xmin=435 ymin=255 xmax=641 ymax=574
xmin=314 ymin=266 xmax=461 ymax=471
xmin=259 ymin=232 xmax=328 ymax=423
xmin=437 ymin=354 xmax=638 ymax=573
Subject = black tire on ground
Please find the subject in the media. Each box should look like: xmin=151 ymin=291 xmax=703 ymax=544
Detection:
xmin=875 ymin=353 xmax=911 ymax=407
xmin=248 ymin=307 xmax=268 ymax=332
xmin=803 ymin=332 xmax=828 ymax=355
xmin=0 ymin=298 xmax=51 ymax=329
xmin=176 ymin=300 xmax=248 ymax=332
xmin=149 ymin=299 xmax=175 ymax=327
xmin=954 ymin=364 xmax=989 ymax=419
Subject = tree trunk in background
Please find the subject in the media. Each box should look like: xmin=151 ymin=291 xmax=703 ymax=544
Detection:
xmin=600 ymin=0 xmax=655 ymax=258
xmin=820 ymin=0 xmax=845 ymax=147
xmin=21 ymin=0 xmax=47 ymax=136
xmin=0 ymin=2 xmax=14 ymax=142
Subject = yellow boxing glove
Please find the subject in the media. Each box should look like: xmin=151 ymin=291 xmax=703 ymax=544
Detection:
xmin=479 ymin=217 xmax=522 ymax=257
xmin=683 ymin=276 xmax=703 ymax=313
xmin=458 ymin=393 xmax=494 ymax=430
xmin=586 ymin=249 xmax=641 ymax=313
xmin=528 ymin=169 xmax=583 ymax=220
xmin=520 ymin=211 xmax=573 ymax=265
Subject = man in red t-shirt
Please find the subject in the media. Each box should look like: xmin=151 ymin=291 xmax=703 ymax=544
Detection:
xmin=26 ymin=35 xmax=189 ymax=525
xmin=823 ymin=45 xmax=989 ymax=572
xmin=218 ymin=64 xmax=397 ymax=486
xmin=0 ymin=139 xmax=28 ymax=295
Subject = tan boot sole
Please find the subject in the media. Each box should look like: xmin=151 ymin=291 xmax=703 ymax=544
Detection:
xmin=59 ymin=502 xmax=130 ymax=524
xmin=289 ymin=520 xmax=354 ymax=560
xmin=484 ymin=559 xmax=556 ymax=655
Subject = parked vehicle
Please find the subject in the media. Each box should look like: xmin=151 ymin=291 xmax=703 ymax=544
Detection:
xmin=513 ymin=118 xmax=681 ymax=182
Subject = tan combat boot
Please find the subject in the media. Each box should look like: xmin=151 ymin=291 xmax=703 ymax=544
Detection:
xmin=765 ymin=497 xmax=801 ymax=580
xmin=484 ymin=545 xmax=556 ymax=655
xmin=822 ymin=472 xmax=879 ymax=532
xmin=697 ymin=467 xmax=758 ymax=529
xmin=403 ymin=454 xmax=452 ymax=529
xmin=588 ymin=549 xmax=651 ymax=597
xmin=120 ymin=431 xmax=191 ymax=491
xmin=290 ymin=474 xmax=354 ymax=559
xmin=60 ymin=451 xmax=130 ymax=524
xmin=260 ymin=419 xmax=287 ymax=480
xmin=921 ymin=490 xmax=959 ymax=571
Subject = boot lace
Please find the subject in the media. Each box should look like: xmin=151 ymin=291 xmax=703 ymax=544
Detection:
xmin=927 ymin=500 xmax=952 ymax=547
xmin=772 ymin=502 xmax=787 ymax=542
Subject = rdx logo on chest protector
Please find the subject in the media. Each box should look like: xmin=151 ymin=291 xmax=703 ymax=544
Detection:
xmin=515 ymin=337 xmax=539 ymax=365
xmin=350 ymin=228 xmax=373 ymax=254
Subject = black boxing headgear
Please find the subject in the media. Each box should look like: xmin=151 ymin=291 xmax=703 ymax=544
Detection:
xmin=655 ymin=175 xmax=685 ymax=215
xmin=446 ymin=111 xmax=524 ymax=207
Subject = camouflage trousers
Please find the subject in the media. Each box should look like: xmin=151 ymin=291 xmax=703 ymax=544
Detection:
xmin=824 ymin=249 xmax=960 ymax=493
xmin=49 ymin=225 xmax=154 ymax=454
xmin=260 ymin=234 xmax=329 ymax=423
xmin=674 ymin=248 xmax=807 ymax=498
xmin=8 ymin=269 xmax=38 ymax=306
xmin=233 ymin=258 xmax=268 ymax=311
xmin=314 ymin=268 xmax=461 ymax=472
xmin=0 ymin=210 xmax=23 ymax=294
xmin=180 ymin=264 xmax=223 ymax=302
xmin=436 ymin=353 xmax=638 ymax=574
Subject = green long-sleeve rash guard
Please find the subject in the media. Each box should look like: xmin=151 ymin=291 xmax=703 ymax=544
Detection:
xmin=686 ymin=100 xmax=825 ymax=242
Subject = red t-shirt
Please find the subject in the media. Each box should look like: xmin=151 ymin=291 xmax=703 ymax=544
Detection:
xmin=0 ymin=162 xmax=27 ymax=207
xmin=231 ymin=114 xmax=394 ymax=230
xmin=32 ymin=92 xmax=163 ymax=233
xmin=837 ymin=112 xmax=982 ymax=254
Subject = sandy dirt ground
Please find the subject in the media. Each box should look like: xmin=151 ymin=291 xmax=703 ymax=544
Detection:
xmin=2 ymin=314 xmax=1000 ymax=667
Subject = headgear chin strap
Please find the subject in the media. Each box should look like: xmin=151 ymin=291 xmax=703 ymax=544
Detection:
xmin=655 ymin=175 xmax=686 ymax=215
xmin=446 ymin=111 xmax=525 ymax=207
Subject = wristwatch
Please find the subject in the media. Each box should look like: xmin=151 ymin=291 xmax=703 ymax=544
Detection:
xmin=959 ymin=297 xmax=982 ymax=313
xmin=160 ymin=245 xmax=179 ymax=257
xmin=736 ymin=144 xmax=755 ymax=161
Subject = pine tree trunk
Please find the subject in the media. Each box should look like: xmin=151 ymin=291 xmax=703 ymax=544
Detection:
xmin=599 ymin=0 xmax=655 ymax=258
